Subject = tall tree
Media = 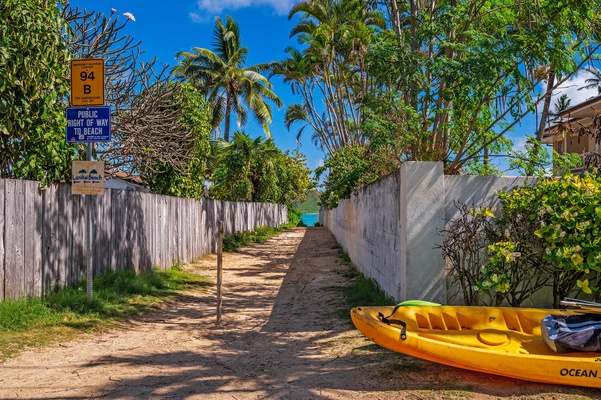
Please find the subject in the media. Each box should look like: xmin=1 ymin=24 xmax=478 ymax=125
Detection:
xmin=274 ymin=0 xmax=385 ymax=154
xmin=173 ymin=16 xmax=282 ymax=142
xmin=64 ymin=5 xmax=200 ymax=177
xmin=364 ymin=0 xmax=601 ymax=173
xmin=0 ymin=0 xmax=74 ymax=183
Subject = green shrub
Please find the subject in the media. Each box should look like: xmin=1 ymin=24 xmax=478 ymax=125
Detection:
xmin=442 ymin=172 xmax=601 ymax=307
xmin=287 ymin=206 xmax=303 ymax=227
xmin=222 ymin=225 xmax=283 ymax=252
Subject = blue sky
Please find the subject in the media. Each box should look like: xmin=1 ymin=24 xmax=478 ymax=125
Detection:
xmin=68 ymin=0 xmax=599 ymax=176
xmin=69 ymin=0 xmax=325 ymax=172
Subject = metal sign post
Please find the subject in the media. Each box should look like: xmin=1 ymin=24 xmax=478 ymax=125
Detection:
xmin=67 ymin=58 xmax=107 ymax=303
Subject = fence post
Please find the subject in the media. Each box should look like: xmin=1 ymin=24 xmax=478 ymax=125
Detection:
xmin=216 ymin=221 xmax=223 ymax=324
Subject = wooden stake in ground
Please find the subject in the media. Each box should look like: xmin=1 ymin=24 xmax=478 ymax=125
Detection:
xmin=216 ymin=221 xmax=223 ymax=324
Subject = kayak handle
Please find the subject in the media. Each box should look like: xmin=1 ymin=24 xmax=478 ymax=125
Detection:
xmin=378 ymin=312 xmax=407 ymax=340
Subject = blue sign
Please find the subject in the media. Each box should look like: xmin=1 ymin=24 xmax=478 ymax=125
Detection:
xmin=66 ymin=106 xmax=111 ymax=142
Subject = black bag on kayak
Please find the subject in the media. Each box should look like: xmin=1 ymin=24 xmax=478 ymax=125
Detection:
xmin=541 ymin=313 xmax=601 ymax=353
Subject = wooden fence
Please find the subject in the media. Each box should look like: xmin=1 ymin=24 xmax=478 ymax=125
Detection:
xmin=0 ymin=179 xmax=288 ymax=301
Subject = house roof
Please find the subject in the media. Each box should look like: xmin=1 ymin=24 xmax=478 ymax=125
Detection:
xmin=105 ymin=169 xmax=145 ymax=185
xmin=556 ymin=94 xmax=601 ymax=121
xmin=542 ymin=95 xmax=601 ymax=143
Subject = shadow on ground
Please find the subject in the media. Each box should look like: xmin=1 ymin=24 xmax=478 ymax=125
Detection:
xmin=4 ymin=228 xmax=600 ymax=399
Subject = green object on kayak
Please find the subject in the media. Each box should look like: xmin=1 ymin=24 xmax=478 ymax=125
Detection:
xmin=397 ymin=300 xmax=442 ymax=307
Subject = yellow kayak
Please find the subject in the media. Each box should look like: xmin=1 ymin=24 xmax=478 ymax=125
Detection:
xmin=351 ymin=304 xmax=601 ymax=388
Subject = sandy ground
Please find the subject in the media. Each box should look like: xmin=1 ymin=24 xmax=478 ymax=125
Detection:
xmin=1 ymin=227 xmax=600 ymax=399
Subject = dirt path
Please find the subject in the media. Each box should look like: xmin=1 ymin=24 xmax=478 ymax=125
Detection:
xmin=1 ymin=227 xmax=600 ymax=399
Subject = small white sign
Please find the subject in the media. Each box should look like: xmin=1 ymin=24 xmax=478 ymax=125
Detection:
xmin=72 ymin=161 xmax=105 ymax=195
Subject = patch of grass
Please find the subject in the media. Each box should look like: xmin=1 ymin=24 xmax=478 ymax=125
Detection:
xmin=223 ymin=224 xmax=289 ymax=252
xmin=337 ymin=253 xmax=395 ymax=311
xmin=0 ymin=267 xmax=209 ymax=361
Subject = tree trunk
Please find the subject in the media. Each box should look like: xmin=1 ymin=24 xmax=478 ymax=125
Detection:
xmin=536 ymin=68 xmax=556 ymax=142
xmin=224 ymin=91 xmax=233 ymax=142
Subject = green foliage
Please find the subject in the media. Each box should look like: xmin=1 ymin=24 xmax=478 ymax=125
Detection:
xmin=479 ymin=241 xmax=518 ymax=296
xmin=528 ymin=174 xmax=601 ymax=301
xmin=210 ymin=132 xmax=314 ymax=205
xmin=295 ymin=190 xmax=320 ymax=214
xmin=0 ymin=0 xmax=77 ymax=183
xmin=287 ymin=206 xmax=303 ymax=227
xmin=222 ymin=225 xmax=284 ymax=253
xmin=479 ymin=194 xmax=553 ymax=307
xmin=508 ymin=136 xmax=582 ymax=176
xmin=444 ymin=173 xmax=601 ymax=307
xmin=143 ymin=83 xmax=212 ymax=198
xmin=316 ymin=145 xmax=381 ymax=208
xmin=275 ymin=149 xmax=315 ymax=205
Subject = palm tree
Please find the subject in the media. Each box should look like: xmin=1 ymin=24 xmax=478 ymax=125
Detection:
xmin=578 ymin=67 xmax=601 ymax=94
xmin=172 ymin=16 xmax=282 ymax=142
xmin=550 ymin=94 xmax=572 ymax=122
xmin=211 ymin=131 xmax=281 ymax=201
xmin=273 ymin=0 xmax=385 ymax=154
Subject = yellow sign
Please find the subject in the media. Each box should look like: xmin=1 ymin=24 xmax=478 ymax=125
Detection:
xmin=72 ymin=161 xmax=105 ymax=195
xmin=71 ymin=59 xmax=104 ymax=106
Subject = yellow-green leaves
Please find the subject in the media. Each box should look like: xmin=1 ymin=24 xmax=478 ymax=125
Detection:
xmin=470 ymin=207 xmax=496 ymax=218
xmin=497 ymin=173 xmax=601 ymax=297
xmin=577 ymin=279 xmax=592 ymax=294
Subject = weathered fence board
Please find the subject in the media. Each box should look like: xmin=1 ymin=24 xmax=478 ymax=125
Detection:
xmin=0 ymin=180 xmax=4 ymax=300
xmin=5 ymin=180 xmax=25 ymax=299
xmin=42 ymin=184 xmax=58 ymax=292
xmin=24 ymin=181 xmax=42 ymax=298
xmin=0 ymin=180 xmax=287 ymax=301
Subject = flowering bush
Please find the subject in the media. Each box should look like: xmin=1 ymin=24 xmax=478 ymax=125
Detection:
xmin=493 ymin=173 xmax=601 ymax=305
xmin=442 ymin=172 xmax=601 ymax=307
xmin=477 ymin=199 xmax=550 ymax=307
xmin=532 ymin=174 xmax=601 ymax=296
xmin=479 ymin=241 xmax=517 ymax=295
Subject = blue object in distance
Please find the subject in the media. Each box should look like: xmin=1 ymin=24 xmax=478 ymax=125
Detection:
xmin=300 ymin=213 xmax=318 ymax=226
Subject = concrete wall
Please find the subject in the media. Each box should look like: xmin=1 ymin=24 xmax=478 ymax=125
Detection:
xmin=444 ymin=175 xmax=535 ymax=222
xmin=322 ymin=162 xmax=533 ymax=304
xmin=322 ymin=170 xmax=402 ymax=299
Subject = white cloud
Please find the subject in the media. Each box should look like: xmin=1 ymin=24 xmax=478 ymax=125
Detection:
xmin=512 ymin=136 xmax=528 ymax=153
xmin=553 ymin=69 xmax=599 ymax=104
xmin=193 ymin=0 xmax=297 ymax=17
xmin=536 ymin=69 xmax=599 ymax=113
xmin=189 ymin=12 xmax=204 ymax=23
